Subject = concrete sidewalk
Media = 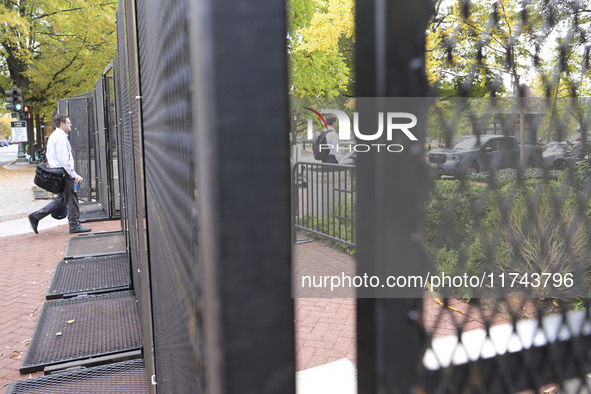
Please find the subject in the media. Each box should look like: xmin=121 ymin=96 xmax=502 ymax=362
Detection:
xmin=0 ymin=161 xmax=64 ymax=237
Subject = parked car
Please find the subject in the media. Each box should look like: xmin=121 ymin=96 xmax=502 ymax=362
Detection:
xmin=542 ymin=141 xmax=561 ymax=152
xmin=542 ymin=142 xmax=575 ymax=170
xmin=427 ymin=135 xmax=543 ymax=178
xmin=0 ymin=140 xmax=8 ymax=147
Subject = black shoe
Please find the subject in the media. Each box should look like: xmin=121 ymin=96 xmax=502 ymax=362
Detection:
xmin=28 ymin=214 xmax=39 ymax=234
xmin=69 ymin=226 xmax=92 ymax=234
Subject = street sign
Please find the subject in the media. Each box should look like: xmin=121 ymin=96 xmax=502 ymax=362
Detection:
xmin=11 ymin=120 xmax=27 ymax=142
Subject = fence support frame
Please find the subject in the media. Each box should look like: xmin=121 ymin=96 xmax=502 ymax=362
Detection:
xmin=188 ymin=0 xmax=296 ymax=393
xmin=355 ymin=0 xmax=433 ymax=392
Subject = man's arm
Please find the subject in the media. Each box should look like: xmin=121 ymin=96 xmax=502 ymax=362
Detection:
xmin=55 ymin=137 xmax=80 ymax=181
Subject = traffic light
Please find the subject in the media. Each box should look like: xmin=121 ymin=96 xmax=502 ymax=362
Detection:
xmin=4 ymin=87 xmax=23 ymax=112
xmin=23 ymin=105 xmax=31 ymax=119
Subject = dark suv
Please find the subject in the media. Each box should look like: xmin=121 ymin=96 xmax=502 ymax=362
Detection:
xmin=427 ymin=135 xmax=542 ymax=178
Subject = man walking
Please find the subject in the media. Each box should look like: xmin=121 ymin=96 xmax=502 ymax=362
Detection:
xmin=29 ymin=115 xmax=91 ymax=234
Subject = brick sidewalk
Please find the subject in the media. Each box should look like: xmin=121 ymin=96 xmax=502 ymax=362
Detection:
xmin=293 ymin=241 xmax=357 ymax=371
xmin=1 ymin=221 xmax=508 ymax=392
xmin=0 ymin=220 xmax=121 ymax=394
xmin=292 ymin=239 xmax=509 ymax=372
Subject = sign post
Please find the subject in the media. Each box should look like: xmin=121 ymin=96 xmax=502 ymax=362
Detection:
xmin=11 ymin=120 xmax=28 ymax=163
xmin=11 ymin=121 xmax=27 ymax=142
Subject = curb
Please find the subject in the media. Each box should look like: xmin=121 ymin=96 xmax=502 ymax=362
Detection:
xmin=2 ymin=160 xmax=37 ymax=170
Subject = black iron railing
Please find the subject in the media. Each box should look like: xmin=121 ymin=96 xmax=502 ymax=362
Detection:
xmin=292 ymin=161 xmax=356 ymax=246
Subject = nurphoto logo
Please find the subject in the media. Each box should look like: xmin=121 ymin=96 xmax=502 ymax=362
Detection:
xmin=303 ymin=107 xmax=418 ymax=153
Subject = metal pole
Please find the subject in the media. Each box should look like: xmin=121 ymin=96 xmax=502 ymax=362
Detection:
xmin=188 ymin=0 xmax=295 ymax=393
xmin=15 ymin=112 xmax=28 ymax=163
xmin=356 ymin=0 xmax=433 ymax=392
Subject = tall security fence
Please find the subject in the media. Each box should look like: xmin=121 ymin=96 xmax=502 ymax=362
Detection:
xmin=352 ymin=2 xmax=591 ymax=394
xmin=55 ymin=72 xmax=121 ymax=221
xmin=57 ymin=93 xmax=94 ymax=202
xmin=20 ymin=0 xmax=591 ymax=393
xmin=111 ymin=0 xmax=294 ymax=393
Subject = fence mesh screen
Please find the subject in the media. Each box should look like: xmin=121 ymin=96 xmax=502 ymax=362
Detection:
xmin=415 ymin=1 xmax=591 ymax=392
xmin=94 ymin=77 xmax=110 ymax=213
xmin=116 ymin=2 xmax=141 ymax=301
xmin=67 ymin=96 xmax=92 ymax=201
xmin=135 ymin=0 xmax=205 ymax=392
xmin=105 ymin=70 xmax=122 ymax=215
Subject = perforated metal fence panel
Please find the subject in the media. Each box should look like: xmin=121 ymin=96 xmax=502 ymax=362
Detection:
xmin=117 ymin=0 xmax=157 ymax=388
xmin=135 ymin=0 xmax=202 ymax=392
xmin=21 ymin=291 xmax=141 ymax=374
xmin=57 ymin=99 xmax=67 ymax=116
xmin=94 ymin=76 xmax=111 ymax=215
xmin=67 ymin=96 xmax=93 ymax=201
xmin=116 ymin=2 xmax=141 ymax=303
xmin=105 ymin=68 xmax=122 ymax=216
xmin=7 ymin=359 xmax=149 ymax=394
xmin=113 ymin=57 xmax=127 ymax=232
xmin=114 ymin=0 xmax=297 ymax=392
xmin=187 ymin=0 xmax=296 ymax=392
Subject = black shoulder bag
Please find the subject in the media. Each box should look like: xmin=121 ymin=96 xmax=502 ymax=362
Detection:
xmin=34 ymin=163 xmax=67 ymax=194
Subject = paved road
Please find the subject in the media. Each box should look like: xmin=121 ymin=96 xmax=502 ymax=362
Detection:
xmin=0 ymin=144 xmax=17 ymax=166
xmin=0 ymin=150 xmax=62 ymax=235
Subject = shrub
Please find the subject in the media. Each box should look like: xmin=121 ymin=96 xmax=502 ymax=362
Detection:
xmin=427 ymin=171 xmax=591 ymax=298
xmin=467 ymin=168 xmax=562 ymax=189
xmin=482 ymin=180 xmax=589 ymax=297
xmin=426 ymin=180 xmax=485 ymax=249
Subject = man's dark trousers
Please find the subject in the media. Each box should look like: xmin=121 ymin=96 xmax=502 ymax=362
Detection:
xmin=31 ymin=176 xmax=81 ymax=230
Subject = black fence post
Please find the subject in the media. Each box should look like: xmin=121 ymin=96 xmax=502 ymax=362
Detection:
xmin=355 ymin=0 xmax=433 ymax=393
xmin=187 ymin=1 xmax=295 ymax=393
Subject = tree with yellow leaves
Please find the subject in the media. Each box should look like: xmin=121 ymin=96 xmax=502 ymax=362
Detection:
xmin=288 ymin=0 xmax=355 ymax=97
xmin=0 ymin=0 xmax=117 ymax=119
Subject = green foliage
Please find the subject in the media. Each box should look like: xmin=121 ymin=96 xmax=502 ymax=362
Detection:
xmin=467 ymin=168 xmax=563 ymax=188
xmin=427 ymin=0 xmax=591 ymax=98
xmin=0 ymin=0 xmax=117 ymax=119
xmin=290 ymin=50 xmax=351 ymax=97
xmin=577 ymin=147 xmax=591 ymax=185
xmin=304 ymin=196 xmax=356 ymax=246
xmin=287 ymin=0 xmax=315 ymax=36
xmin=571 ymin=297 xmax=586 ymax=311
xmin=485 ymin=179 xmax=589 ymax=297
xmin=426 ymin=180 xmax=484 ymax=249
xmin=288 ymin=0 xmax=354 ymax=98
xmin=0 ymin=117 xmax=11 ymax=139
xmin=427 ymin=170 xmax=591 ymax=298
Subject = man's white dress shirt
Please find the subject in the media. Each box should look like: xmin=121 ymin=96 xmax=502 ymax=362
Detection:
xmin=46 ymin=128 xmax=78 ymax=179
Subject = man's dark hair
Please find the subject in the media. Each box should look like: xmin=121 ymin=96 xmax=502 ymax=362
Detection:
xmin=326 ymin=115 xmax=337 ymax=127
xmin=53 ymin=114 xmax=68 ymax=129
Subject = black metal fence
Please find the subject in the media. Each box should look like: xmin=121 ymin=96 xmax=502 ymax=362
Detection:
xmin=58 ymin=94 xmax=94 ymax=202
xmin=56 ymin=75 xmax=120 ymax=219
xmin=352 ymin=1 xmax=591 ymax=393
xmin=110 ymin=0 xmax=294 ymax=393
xmin=293 ymin=162 xmax=357 ymax=246
xmin=48 ymin=0 xmax=591 ymax=392
xmin=92 ymin=67 xmax=121 ymax=219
